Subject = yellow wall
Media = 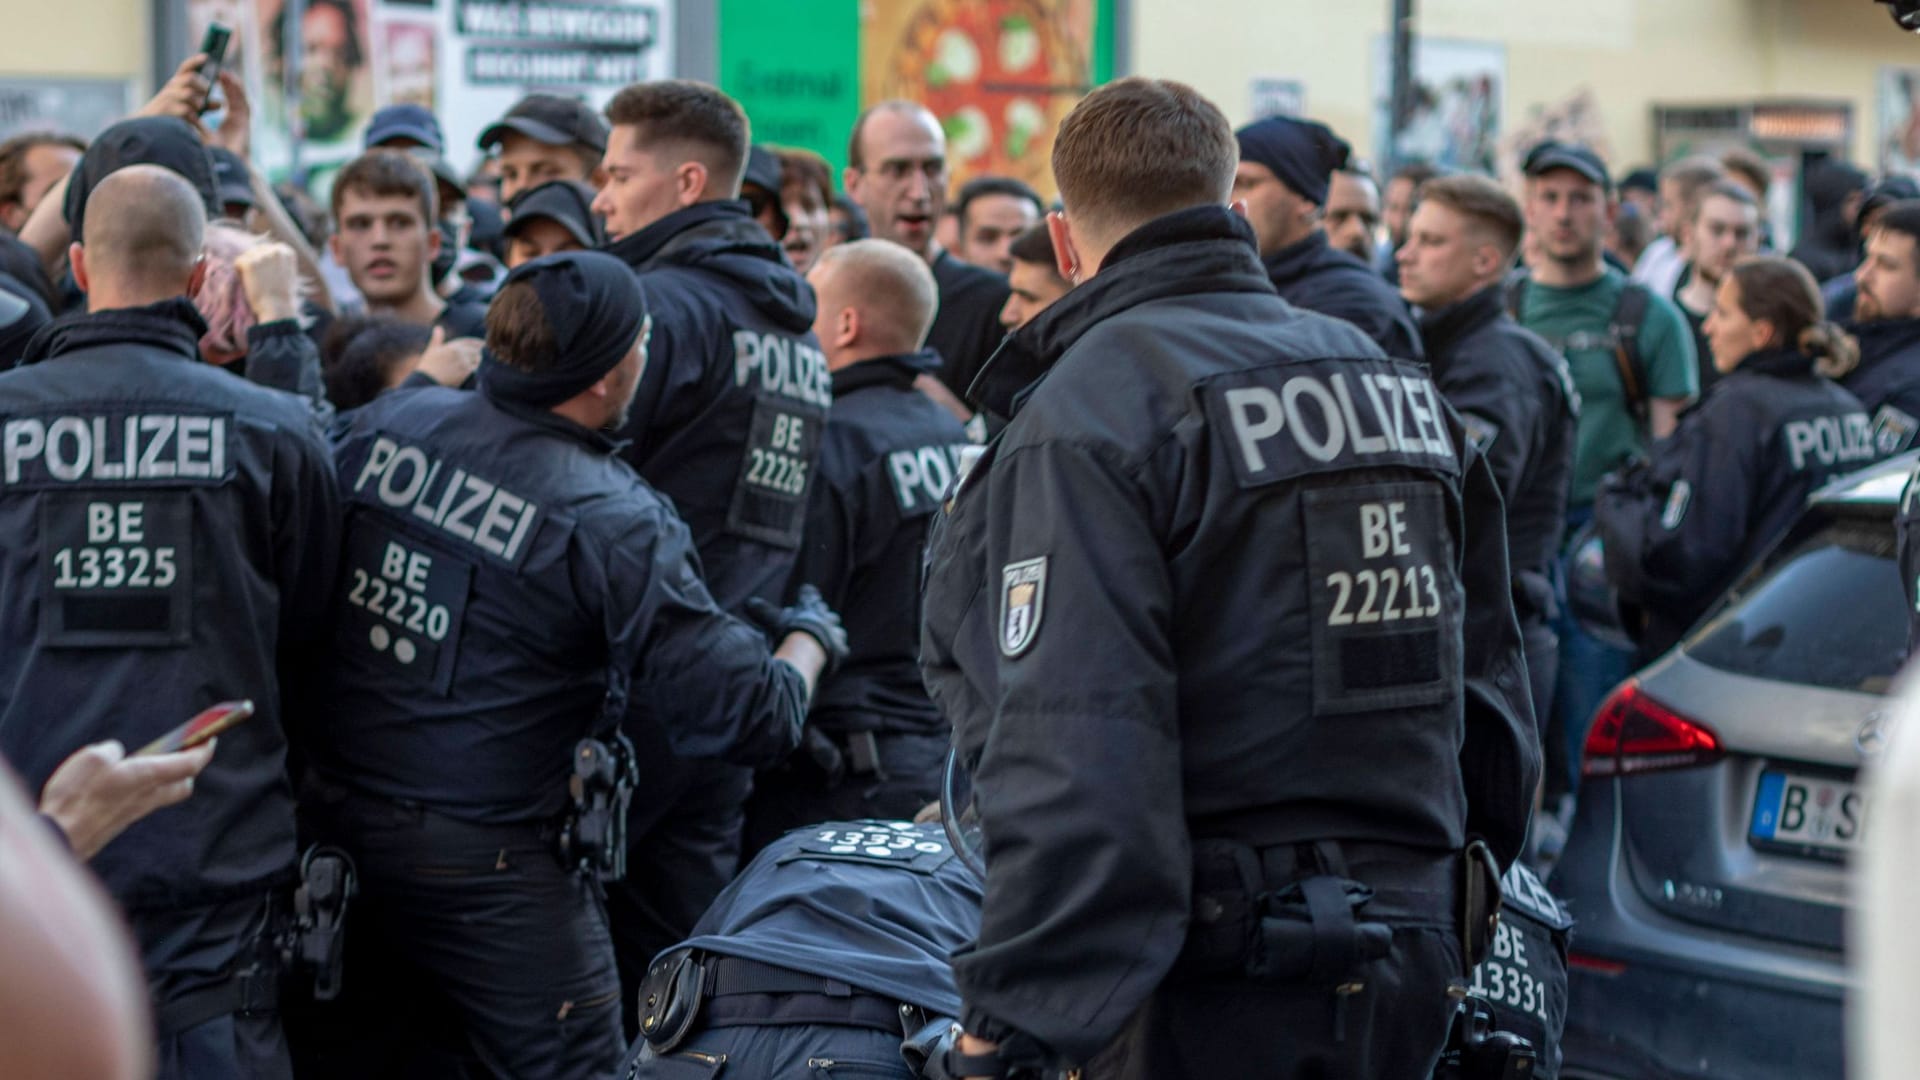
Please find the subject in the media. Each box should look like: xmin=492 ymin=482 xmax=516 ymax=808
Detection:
xmin=0 ymin=0 xmax=149 ymax=81
xmin=1133 ymin=0 xmax=1919 ymax=170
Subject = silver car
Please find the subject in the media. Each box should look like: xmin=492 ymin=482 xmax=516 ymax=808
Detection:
xmin=1553 ymin=453 xmax=1913 ymax=1079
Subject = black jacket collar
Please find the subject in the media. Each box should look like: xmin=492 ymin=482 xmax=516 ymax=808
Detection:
xmin=1417 ymin=285 xmax=1505 ymax=374
xmin=1262 ymin=229 xmax=1339 ymax=285
xmin=969 ymin=205 xmax=1271 ymax=419
xmin=603 ymin=199 xmax=764 ymax=269
xmin=1734 ymin=345 xmax=1817 ymax=380
xmin=1850 ymin=316 xmax=1920 ymax=363
xmin=480 ymin=388 xmax=626 ymax=455
xmin=20 ymin=297 xmax=205 ymax=366
xmin=831 ymin=349 xmax=940 ymax=396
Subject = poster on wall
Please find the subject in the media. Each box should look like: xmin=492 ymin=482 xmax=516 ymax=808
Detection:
xmin=1372 ymin=36 xmax=1504 ymax=174
xmin=182 ymin=0 xmax=670 ymax=191
xmin=0 ymin=79 xmax=132 ymax=141
xmin=1250 ymin=78 xmax=1306 ymax=123
xmin=859 ymin=0 xmax=1106 ymax=198
xmin=1879 ymin=67 xmax=1920 ymax=178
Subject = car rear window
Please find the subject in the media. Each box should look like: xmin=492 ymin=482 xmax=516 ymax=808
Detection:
xmin=1685 ymin=516 xmax=1905 ymax=695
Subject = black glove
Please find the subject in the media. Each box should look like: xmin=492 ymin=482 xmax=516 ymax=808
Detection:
xmin=744 ymin=584 xmax=850 ymax=673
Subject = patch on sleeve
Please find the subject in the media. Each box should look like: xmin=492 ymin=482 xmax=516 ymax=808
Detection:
xmin=1459 ymin=412 xmax=1502 ymax=455
xmin=1874 ymin=404 xmax=1920 ymax=457
xmin=999 ymin=556 xmax=1047 ymax=658
xmin=1660 ymin=479 xmax=1692 ymax=531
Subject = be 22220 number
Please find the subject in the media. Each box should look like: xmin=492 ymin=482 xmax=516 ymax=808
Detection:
xmin=347 ymin=568 xmax=450 ymax=641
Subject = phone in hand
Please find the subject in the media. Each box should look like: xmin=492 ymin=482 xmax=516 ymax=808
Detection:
xmin=197 ymin=22 xmax=232 ymax=115
xmin=135 ymin=699 xmax=253 ymax=757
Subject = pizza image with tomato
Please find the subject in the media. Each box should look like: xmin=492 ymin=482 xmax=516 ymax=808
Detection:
xmin=864 ymin=0 xmax=1094 ymax=197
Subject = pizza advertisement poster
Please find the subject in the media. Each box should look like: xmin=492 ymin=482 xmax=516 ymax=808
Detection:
xmin=860 ymin=0 xmax=1114 ymax=199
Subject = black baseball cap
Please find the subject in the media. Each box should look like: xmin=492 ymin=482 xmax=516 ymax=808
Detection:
xmin=503 ymin=179 xmax=601 ymax=249
xmin=1523 ymin=141 xmax=1611 ymax=191
xmin=742 ymin=145 xmax=782 ymax=194
xmin=208 ymin=147 xmax=255 ymax=213
xmin=478 ymin=94 xmax=608 ymax=154
xmin=366 ymin=104 xmax=445 ymax=153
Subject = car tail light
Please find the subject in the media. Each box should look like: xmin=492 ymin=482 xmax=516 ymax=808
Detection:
xmin=1582 ymin=679 xmax=1723 ymax=777
xmin=1567 ymin=951 xmax=1629 ymax=977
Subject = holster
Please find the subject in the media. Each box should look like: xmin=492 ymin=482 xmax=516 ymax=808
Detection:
xmin=1460 ymin=838 xmax=1503 ymax=973
xmin=1181 ymin=839 xmax=1393 ymax=987
xmin=637 ymin=947 xmax=708 ymax=1054
xmin=279 ymin=845 xmax=356 ymax=1001
xmin=559 ymin=733 xmax=638 ymax=881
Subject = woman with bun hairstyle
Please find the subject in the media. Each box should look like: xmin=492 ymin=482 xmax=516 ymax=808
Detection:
xmin=1596 ymin=255 xmax=1879 ymax=657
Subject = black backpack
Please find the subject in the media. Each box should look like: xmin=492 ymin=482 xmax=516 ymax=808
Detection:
xmin=1506 ymin=271 xmax=1653 ymax=421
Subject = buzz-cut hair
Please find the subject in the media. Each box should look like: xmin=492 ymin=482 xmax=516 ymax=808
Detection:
xmin=1414 ymin=174 xmax=1524 ymax=261
xmin=816 ymin=238 xmax=940 ymax=351
xmin=604 ymin=80 xmax=750 ymax=197
xmin=1050 ymin=77 xmax=1236 ymax=241
xmin=332 ymin=150 xmax=437 ymax=225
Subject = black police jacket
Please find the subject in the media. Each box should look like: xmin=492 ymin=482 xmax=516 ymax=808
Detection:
xmin=928 ymin=250 xmax=1011 ymax=407
xmin=311 ymin=384 xmax=808 ymax=824
xmin=607 ymin=200 xmax=828 ymax=613
xmin=1898 ymin=457 xmax=1920 ymax=654
xmin=1596 ymin=347 xmax=1875 ymax=656
xmin=1264 ymin=228 xmax=1425 ymax=362
xmin=0 ymin=298 xmax=341 ymax=909
xmin=919 ymin=205 xmax=1537 ymax=1064
xmin=1421 ymin=285 xmax=1579 ymax=625
xmin=791 ymin=349 xmax=970 ymax=733
xmin=678 ymin=819 xmax=983 ymax=1017
xmin=1844 ymin=317 xmax=1920 ymax=456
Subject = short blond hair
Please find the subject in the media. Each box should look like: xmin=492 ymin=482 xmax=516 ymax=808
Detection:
xmin=815 ymin=238 xmax=939 ymax=351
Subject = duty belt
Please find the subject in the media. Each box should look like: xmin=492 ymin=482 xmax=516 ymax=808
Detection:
xmin=639 ymin=950 xmax=926 ymax=1055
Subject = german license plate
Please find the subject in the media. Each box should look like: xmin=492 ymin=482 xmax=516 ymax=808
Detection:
xmin=1749 ymin=770 xmax=1865 ymax=854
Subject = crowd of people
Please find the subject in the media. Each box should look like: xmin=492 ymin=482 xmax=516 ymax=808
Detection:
xmin=0 ymin=46 xmax=1916 ymax=1080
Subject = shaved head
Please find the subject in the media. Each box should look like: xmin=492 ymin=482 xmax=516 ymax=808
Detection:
xmin=79 ymin=165 xmax=206 ymax=296
xmin=810 ymin=239 xmax=939 ymax=357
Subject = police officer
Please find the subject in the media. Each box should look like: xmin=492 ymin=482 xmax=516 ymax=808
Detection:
xmin=1450 ymin=862 xmax=1572 ymax=1080
xmin=624 ymin=819 xmax=982 ymax=1078
xmin=592 ymin=79 xmax=835 ymax=1010
xmin=918 ymin=78 xmax=1537 ymax=1079
xmin=1399 ymin=174 xmax=1579 ymax=724
xmin=1845 ymin=200 xmax=1920 ymax=456
xmin=0 ymin=165 xmax=341 ymax=1079
xmin=1232 ymin=114 xmax=1425 ymax=360
xmin=301 ymin=251 xmax=842 ymax=1077
xmin=1597 ymin=256 xmax=1874 ymax=658
xmin=740 ymin=240 xmax=972 ymax=858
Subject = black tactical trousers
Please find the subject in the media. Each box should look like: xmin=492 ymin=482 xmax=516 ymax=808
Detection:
xmin=1087 ymin=924 xmax=1460 ymax=1080
xmin=131 ymin=893 xmax=293 ymax=1080
xmin=607 ymin=756 xmax=755 ymax=1039
xmin=301 ymin=788 xmax=625 ymax=1080
xmin=738 ymin=727 xmax=950 ymax=862
xmin=623 ymin=1023 xmax=915 ymax=1080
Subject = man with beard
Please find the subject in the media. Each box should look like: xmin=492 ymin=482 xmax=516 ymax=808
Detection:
xmin=1325 ymin=164 xmax=1383 ymax=264
xmin=1233 ymin=115 xmax=1422 ymax=359
xmin=270 ymin=0 xmax=364 ymax=144
xmin=1845 ymin=199 xmax=1920 ymax=455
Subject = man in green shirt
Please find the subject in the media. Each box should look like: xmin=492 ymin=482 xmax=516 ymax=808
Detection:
xmin=1516 ymin=141 xmax=1698 ymax=830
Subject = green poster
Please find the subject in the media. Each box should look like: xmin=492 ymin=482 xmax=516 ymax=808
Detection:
xmin=718 ymin=1 xmax=862 ymax=175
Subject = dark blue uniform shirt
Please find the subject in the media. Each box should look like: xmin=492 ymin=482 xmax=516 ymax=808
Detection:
xmin=310 ymin=383 xmax=807 ymax=824
xmin=679 ymin=819 xmax=982 ymax=1017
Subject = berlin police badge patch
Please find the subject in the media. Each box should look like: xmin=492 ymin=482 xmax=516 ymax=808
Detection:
xmin=1000 ymin=557 xmax=1047 ymax=657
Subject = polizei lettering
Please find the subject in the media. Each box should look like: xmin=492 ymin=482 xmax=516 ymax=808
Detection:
xmin=733 ymin=330 xmax=831 ymax=408
xmin=3 ymin=413 xmax=230 ymax=486
xmin=1207 ymin=360 xmax=1459 ymax=487
xmin=352 ymin=436 xmax=541 ymax=564
xmin=1782 ymin=412 xmax=1875 ymax=471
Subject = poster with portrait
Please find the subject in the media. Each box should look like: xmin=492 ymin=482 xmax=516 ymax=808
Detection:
xmin=255 ymin=0 xmax=377 ymax=172
xmin=1879 ymin=67 xmax=1920 ymax=179
xmin=1372 ymin=36 xmax=1504 ymax=174
xmin=377 ymin=19 xmax=437 ymax=111
xmin=859 ymin=0 xmax=1103 ymax=199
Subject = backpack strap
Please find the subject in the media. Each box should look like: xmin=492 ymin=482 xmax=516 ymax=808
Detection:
xmin=1610 ymin=283 xmax=1653 ymax=422
xmin=1504 ymin=269 xmax=1530 ymax=320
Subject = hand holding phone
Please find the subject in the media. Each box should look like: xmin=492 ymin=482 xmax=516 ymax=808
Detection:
xmin=197 ymin=23 xmax=232 ymax=115
xmin=136 ymin=699 xmax=253 ymax=757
